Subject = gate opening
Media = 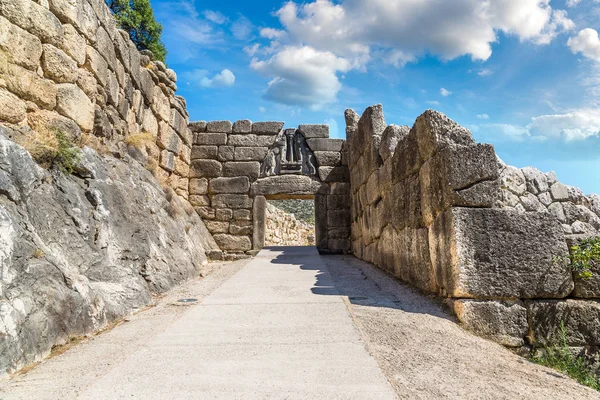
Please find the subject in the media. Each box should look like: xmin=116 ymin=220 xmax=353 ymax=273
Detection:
xmin=265 ymin=199 xmax=316 ymax=247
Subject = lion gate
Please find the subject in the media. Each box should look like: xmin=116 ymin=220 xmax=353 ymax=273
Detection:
xmin=188 ymin=120 xmax=351 ymax=258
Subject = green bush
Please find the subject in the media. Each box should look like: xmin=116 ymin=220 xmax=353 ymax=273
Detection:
xmin=532 ymin=323 xmax=600 ymax=392
xmin=106 ymin=0 xmax=167 ymax=63
xmin=18 ymin=129 xmax=81 ymax=174
xmin=569 ymin=237 xmax=600 ymax=279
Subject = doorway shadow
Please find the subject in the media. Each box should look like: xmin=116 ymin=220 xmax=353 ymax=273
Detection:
xmin=265 ymin=246 xmax=455 ymax=322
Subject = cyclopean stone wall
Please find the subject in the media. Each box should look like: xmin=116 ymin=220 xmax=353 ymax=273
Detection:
xmin=347 ymin=104 xmax=600 ymax=353
xmin=188 ymin=120 xmax=351 ymax=258
xmin=265 ymin=203 xmax=315 ymax=247
xmin=0 ymin=0 xmax=192 ymax=198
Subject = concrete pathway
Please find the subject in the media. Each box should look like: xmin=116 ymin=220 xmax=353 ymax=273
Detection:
xmin=2 ymin=247 xmax=599 ymax=399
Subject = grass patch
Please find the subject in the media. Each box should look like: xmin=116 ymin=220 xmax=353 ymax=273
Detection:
xmin=531 ymin=323 xmax=600 ymax=392
xmin=125 ymin=132 xmax=155 ymax=149
xmin=17 ymin=129 xmax=81 ymax=174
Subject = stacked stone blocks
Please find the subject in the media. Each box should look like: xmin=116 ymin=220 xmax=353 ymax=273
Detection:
xmin=189 ymin=120 xmax=351 ymax=258
xmin=347 ymin=104 xmax=599 ymax=353
xmin=0 ymin=0 xmax=192 ymax=198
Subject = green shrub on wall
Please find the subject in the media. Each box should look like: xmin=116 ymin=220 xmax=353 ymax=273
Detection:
xmin=569 ymin=237 xmax=600 ymax=279
xmin=106 ymin=0 xmax=167 ymax=63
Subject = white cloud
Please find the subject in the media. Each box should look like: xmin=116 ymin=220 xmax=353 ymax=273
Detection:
xmin=203 ymin=10 xmax=228 ymax=24
xmin=250 ymin=46 xmax=351 ymax=110
xmin=566 ymin=0 xmax=582 ymax=7
xmin=426 ymin=100 xmax=440 ymax=106
xmin=480 ymin=109 xmax=600 ymax=142
xmin=244 ymin=44 xmax=260 ymax=57
xmin=231 ymin=16 xmax=253 ymax=40
xmin=250 ymin=0 xmax=573 ymax=108
xmin=192 ymin=69 xmax=235 ymax=88
xmin=477 ymin=114 xmax=490 ymax=119
xmin=259 ymin=106 xmax=266 ymax=113
xmin=440 ymin=88 xmax=452 ymax=97
xmin=568 ymin=28 xmax=600 ymax=61
xmin=477 ymin=68 xmax=494 ymax=76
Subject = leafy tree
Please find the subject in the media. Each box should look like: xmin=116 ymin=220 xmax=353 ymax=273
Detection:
xmin=106 ymin=0 xmax=167 ymax=63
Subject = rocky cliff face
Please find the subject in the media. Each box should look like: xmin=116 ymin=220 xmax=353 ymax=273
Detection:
xmin=0 ymin=126 xmax=217 ymax=376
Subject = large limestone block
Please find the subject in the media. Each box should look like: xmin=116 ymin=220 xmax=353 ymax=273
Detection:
xmin=550 ymin=182 xmax=569 ymax=202
xmin=194 ymin=132 xmax=227 ymax=146
xmin=214 ymin=234 xmax=252 ymax=251
xmin=298 ymin=124 xmax=329 ymax=138
xmin=234 ymin=147 xmax=268 ymax=161
xmin=390 ymin=130 xmax=422 ymax=184
xmin=42 ymin=44 xmax=78 ymax=83
xmin=227 ymin=134 xmax=275 ymax=147
xmin=223 ymin=161 xmax=260 ymax=180
xmin=0 ymin=88 xmax=26 ymax=123
xmin=48 ymin=0 xmax=97 ymax=41
xmin=379 ymin=125 xmax=409 ymax=162
xmin=95 ymin=26 xmax=116 ymax=69
xmin=314 ymin=151 xmax=341 ymax=167
xmin=0 ymin=0 xmax=63 ymax=46
xmin=84 ymin=45 xmax=108 ymax=86
xmin=159 ymin=149 xmax=174 ymax=172
xmin=318 ymin=166 xmax=349 ymax=183
xmin=0 ymin=17 xmax=42 ymax=70
xmin=391 ymin=174 xmax=423 ymax=231
xmin=454 ymin=300 xmax=528 ymax=347
xmin=189 ymin=178 xmax=208 ymax=195
xmin=209 ymin=176 xmax=250 ymax=194
xmin=252 ymin=195 xmax=266 ymax=250
xmin=232 ymin=119 xmax=251 ymax=133
xmin=191 ymin=145 xmax=217 ymax=160
xmin=207 ymin=120 xmax=232 ymax=133
xmin=252 ymin=121 xmax=284 ymax=134
xmin=522 ymin=167 xmax=549 ymax=195
xmin=250 ymin=175 xmax=322 ymax=197
xmin=190 ymin=159 xmax=222 ymax=178
xmin=212 ymin=194 xmax=253 ymax=209
xmin=151 ymin=86 xmax=170 ymax=122
xmin=414 ymin=109 xmax=475 ymax=161
xmin=429 ymin=207 xmax=573 ymax=299
xmin=306 ymin=138 xmax=344 ymax=152
xmin=344 ymin=108 xmax=359 ymax=142
xmin=5 ymin=65 xmax=58 ymax=110
xmin=56 ymin=84 xmax=93 ymax=129
xmin=350 ymin=104 xmax=385 ymax=164
xmin=420 ymin=143 xmax=500 ymax=226
xmin=394 ymin=228 xmax=436 ymax=293
xmin=157 ymin=122 xmax=181 ymax=154
xmin=528 ymin=300 xmax=600 ymax=346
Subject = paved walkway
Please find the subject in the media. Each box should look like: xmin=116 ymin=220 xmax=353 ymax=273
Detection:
xmin=2 ymin=247 xmax=599 ymax=399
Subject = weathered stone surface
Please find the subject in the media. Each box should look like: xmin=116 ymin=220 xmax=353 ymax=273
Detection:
xmin=0 ymin=129 xmax=216 ymax=376
xmin=391 ymin=131 xmax=422 ymax=183
xmin=207 ymin=120 xmax=232 ymax=133
xmin=84 ymin=45 xmax=108 ymax=86
xmin=204 ymin=220 xmax=230 ymax=234
xmin=252 ymin=195 xmax=267 ymax=250
xmin=379 ymin=125 xmax=409 ymax=162
xmin=318 ymin=166 xmax=349 ymax=183
xmin=2 ymin=63 xmax=57 ymax=109
xmin=151 ymin=86 xmax=170 ymax=122
xmin=550 ymin=182 xmax=570 ymax=202
xmin=521 ymin=167 xmax=550 ymax=195
xmin=212 ymin=194 xmax=252 ymax=209
xmin=230 ymin=220 xmax=252 ymax=235
xmin=394 ymin=228 xmax=436 ymax=293
xmin=313 ymin=151 xmax=341 ymax=167
xmin=548 ymin=202 xmax=566 ymax=223
xmin=95 ymin=26 xmax=116 ymax=68
xmin=298 ymin=124 xmax=329 ymax=139
xmin=0 ymin=16 xmax=43 ymax=71
xmin=189 ymin=195 xmax=209 ymax=207
xmin=215 ymin=208 xmax=233 ymax=221
xmin=27 ymin=109 xmax=81 ymax=139
xmin=227 ymin=134 xmax=275 ymax=147
xmin=159 ymin=150 xmax=175 ymax=172
xmin=56 ymin=83 xmax=94 ymax=131
xmin=315 ymin=194 xmax=328 ymax=250
xmin=307 ymin=138 xmax=344 ymax=152
xmin=528 ymin=300 xmax=600 ymax=346
xmin=218 ymin=145 xmax=234 ymax=161
xmin=429 ymin=207 xmax=573 ymax=299
xmin=209 ymin=177 xmax=250 ymax=194
xmin=250 ymin=175 xmax=322 ymax=197
xmin=233 ymin=119 xmax=252 ymax=133
xmin=500 ymin=165 xmax=527 ymax=196
xmin=414 ymin=110 xmax=475 ymax=161
xmin=223 ymin=161 xmax=260 ymax=180
xmin=191 ymin=145 xmax=217 ymax=160
xmin=252 ymin=121 xmax=284 ymax=134
xmin=234 ymin=147 xmax=268 ymax=161
xmin=0 ymin=0 xmax=63 ymax=46
xmin=189 ymin=121 xmax=207 ymax=133
xmin=454 ymin=300 xmax=528 ymax=347
xmin=190 ymin=159 xmax=222 ymax=178
xmin=0 ymin=88 xmax=26 ymax=123
xmin=189 ymin=178 xmax=208 ymax=195
xmin=138 ymin=68 xmax=154 ymax=105
xmin=157 ymin=122 xmax=181 ymax=154
xmin=214 ymin=234 xmax=252 ymax=251
xmin=194 ymin=132 xmax=227 ymax=146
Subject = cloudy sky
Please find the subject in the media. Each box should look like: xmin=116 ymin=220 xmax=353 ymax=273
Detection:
xmin=153 ymin=0 xmax=600 ymax=193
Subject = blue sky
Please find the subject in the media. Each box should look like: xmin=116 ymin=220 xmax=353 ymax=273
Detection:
xmin=153 ymin=0 xmax=600 ymax=193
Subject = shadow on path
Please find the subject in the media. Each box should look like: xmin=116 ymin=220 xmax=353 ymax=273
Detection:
xmin=266 ymin=246 xmax=454 ymax=322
